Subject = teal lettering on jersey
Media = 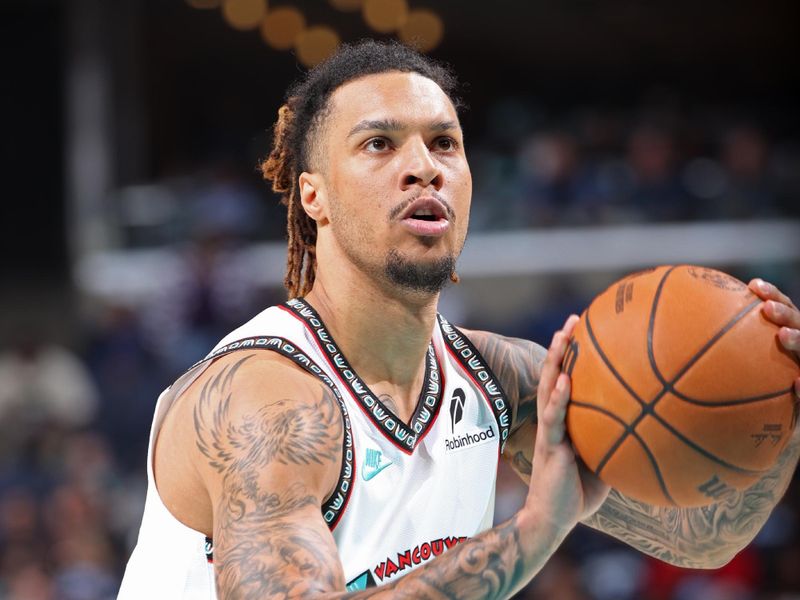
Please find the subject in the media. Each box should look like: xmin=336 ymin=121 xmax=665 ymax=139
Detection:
xmin=362 ymin=448 xmax=393 ymax=481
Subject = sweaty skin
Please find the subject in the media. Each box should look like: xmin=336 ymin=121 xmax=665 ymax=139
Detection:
xmin=153 ymin=71 xmax=800 ymax=599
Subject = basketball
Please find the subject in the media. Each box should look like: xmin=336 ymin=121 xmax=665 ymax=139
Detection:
xmin=564 ymin=265 xmax=799 ymax=507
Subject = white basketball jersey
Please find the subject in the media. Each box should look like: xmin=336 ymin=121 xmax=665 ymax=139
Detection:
xmin=119 ymin=299 xmax=511 ymax=598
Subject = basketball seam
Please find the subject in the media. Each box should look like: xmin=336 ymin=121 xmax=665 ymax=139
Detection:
xmin=669 ymin=386 xmax=794 ymax=407
xmin=629 ymin=428 xmax=676 ymax=505
xmin=644 ymin=295 xmax=767 ymax=475
xmin=646 ymin=265 xmax=677 ymax=386
xmin=584 ymin=311 xmax=649 ymax=477
xmin=571 ymin=400 xmax=677 ymax=505
xmin=644 ymin=408 xmax=766 ymax=476
xmin=571 ymin=399 xmax=629 ymax=428
xmin=649 ymin=299 xmax=762 ymax=392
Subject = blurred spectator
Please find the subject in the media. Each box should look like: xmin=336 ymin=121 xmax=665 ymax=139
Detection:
xmin=50 ymin=533 xmax=118 ymax=600
xmin=716 ymin=126 xmax=778 ymax=219
xmin=521 ymin=553 xmax=590 ymax=600
xmin=624 ymin=124 xmax=693 ymax=222
xmin=582 ymin=548 xmax=647 ymax=600
xmin=138 ymin=173 xmax=266 ymax=374
xmin=84 ymin=305 xmax=162 ymax=469
xmin=644 ymin=548 xmax=762 ymax=600
xmin=3 ymin=562 xmax=53 ymax=600
xmin=517 ymin=131 xmax=584 ymax=226
xmin=0 ymin=336 xmax=98 ymax=431
xmin=469 ymin=100 xmax=799 ymax=231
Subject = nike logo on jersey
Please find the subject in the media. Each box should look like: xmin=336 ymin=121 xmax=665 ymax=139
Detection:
xmin=362 ymin=448 xmax=393 ymax=481
xmin=363 ymin=462 xmax=393 ymax=481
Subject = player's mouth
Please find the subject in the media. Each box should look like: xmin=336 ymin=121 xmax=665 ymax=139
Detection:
xmin=399 ymin=197 xmax=451 ymax=237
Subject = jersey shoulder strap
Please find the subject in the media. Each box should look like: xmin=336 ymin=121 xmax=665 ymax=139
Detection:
xmin=437 ymin=315 xmax=513 ymax=452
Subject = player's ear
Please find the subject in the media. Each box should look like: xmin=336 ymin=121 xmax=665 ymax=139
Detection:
xmin=298 ymin=171 xmax=329 ymax=225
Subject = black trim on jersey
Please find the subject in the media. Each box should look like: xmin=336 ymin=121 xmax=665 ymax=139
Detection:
xmin=283 ymin=298 xmax=444 ymax=454
xmin=187 ymin=334 xmax=355 ymax=530
xmin=437 ymin=315 xmax=512 ymax=453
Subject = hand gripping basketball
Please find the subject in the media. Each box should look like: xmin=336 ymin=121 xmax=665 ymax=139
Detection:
xmin=524 ymin=315 xmax=610 ymax=534
xmin=565 ymin=266 xmax=800 ymax=507
xmin=750 ymin=277 xmax=800 ymax=401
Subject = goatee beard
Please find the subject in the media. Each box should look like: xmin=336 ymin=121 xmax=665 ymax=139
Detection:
xmin=385 ymin=249 xmax=455 ymax=294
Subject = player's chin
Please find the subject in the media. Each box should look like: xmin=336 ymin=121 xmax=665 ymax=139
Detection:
xmin=385 ymin=249 xmax=456 ymax=294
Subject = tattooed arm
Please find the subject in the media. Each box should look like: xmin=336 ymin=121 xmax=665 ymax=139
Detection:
xmin=583 ymin=426 xmax=800 ymax=568
xmin=192 ymin=354 xmax=347 ymax=597
xmin=503 ymin=416 xmax=800 ymax=568
xmin=191 ymin=331 xmax=606 ymax=600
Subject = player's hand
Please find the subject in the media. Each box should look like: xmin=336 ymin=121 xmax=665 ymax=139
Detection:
xmin=523 ymin=315 xmax=610 ymax=536
xmin=749 ymin=279 xmax=800 ymax=401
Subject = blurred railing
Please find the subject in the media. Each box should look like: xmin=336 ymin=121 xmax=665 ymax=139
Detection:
xmin=75 ymin=219 xmax=800 ymax=304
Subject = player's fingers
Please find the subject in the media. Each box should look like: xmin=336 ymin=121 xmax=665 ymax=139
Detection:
xmin=539 ymin=373 xmax=570 ymax=447
xmin=750 ymin=279 xmax=798 ymax=311
xmin=755 ymin=282 xmax=800 ymax=401
xmin=764 ymin=300 xmax=800 ymax=330
xmin=777 ymin=329 xmax=800 ymax=381
xmin=562 ymin=314 xmax=580 ymax=338
xmin=778 ymin=326 xmax=800 ymax=351
xmin=538 ymin=316 xmax=580 ymax=417
xmin=544 ymin=317 xmax=579 ymax=374
xmin=538 ymin=331 xmax=567 ymax=401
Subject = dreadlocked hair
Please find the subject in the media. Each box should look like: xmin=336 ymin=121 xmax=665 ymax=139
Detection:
xmin=260 ymin=39 xmax=463 ymax=299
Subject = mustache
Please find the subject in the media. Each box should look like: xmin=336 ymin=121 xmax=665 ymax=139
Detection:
xmin=388 ymin=191 xmax=456 ymax=222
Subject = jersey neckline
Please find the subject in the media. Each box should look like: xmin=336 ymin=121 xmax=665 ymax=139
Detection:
xmin=280 ymin=298 xmax=444 ymax=454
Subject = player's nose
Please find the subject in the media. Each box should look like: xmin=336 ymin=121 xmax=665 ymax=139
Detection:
xmin=399 ymin=139 xmax=443 ymax=191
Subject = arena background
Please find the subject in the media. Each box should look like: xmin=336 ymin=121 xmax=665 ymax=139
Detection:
xmin=1 ymin=0 xmax=799 ymax=598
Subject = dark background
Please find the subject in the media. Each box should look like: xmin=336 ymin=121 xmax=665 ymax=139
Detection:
xmin=2 ymin=0 xmax=798 ymax=280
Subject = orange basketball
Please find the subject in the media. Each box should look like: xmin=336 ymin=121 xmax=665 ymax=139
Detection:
xmin=565 ymin=265 xmax=799 ymax=507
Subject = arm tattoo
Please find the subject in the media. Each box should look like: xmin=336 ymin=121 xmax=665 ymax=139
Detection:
xmin=338 ymin=516 xmax=532 ymax=600
xmin=193 ymin=354 xmax=347 ymax=598
xmin=193 ymin=355 xmax=343 ymax=470
xmin=466 ymin=331 xmax=546 ymax=432
xmin=193 ymin=354 xmax=562 ymax=599
xmin=584 ymin=426 xmax=800 ymax=568
xmin=215 ymin=482 xmax=343 ymax=599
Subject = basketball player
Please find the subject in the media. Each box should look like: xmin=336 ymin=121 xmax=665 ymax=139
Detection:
xmin=119 ymin=40 xmax=800 ymax=599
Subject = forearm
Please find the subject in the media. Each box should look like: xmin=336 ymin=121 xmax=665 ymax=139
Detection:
xmin=584 ymin=425 xmax=800 ymax=568
xmin=331 ymin=512 xmax=567 ymax=600
xmin=216 ymin=506 xmax=566 ymax=600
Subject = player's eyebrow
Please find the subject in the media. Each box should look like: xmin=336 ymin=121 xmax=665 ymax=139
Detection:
xmin=347 ymin=119 xmax=460 ymax=138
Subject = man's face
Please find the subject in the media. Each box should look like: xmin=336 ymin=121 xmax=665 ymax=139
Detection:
xmin=310 ymin=71 xmax=472 ymax=294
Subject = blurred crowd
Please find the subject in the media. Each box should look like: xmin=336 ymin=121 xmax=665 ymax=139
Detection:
xmin=469 ymin=99 xmax=800 ymax=230
xmin=0 ymin=98 xmax=798 ymax=599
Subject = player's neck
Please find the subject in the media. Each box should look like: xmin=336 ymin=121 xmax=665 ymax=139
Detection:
xmin=305 ymin=267 xmax=438 ymax=392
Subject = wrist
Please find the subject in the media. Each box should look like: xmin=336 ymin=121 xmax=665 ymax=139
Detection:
xmin=515 ymin=506 xmax=572 ymax=564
